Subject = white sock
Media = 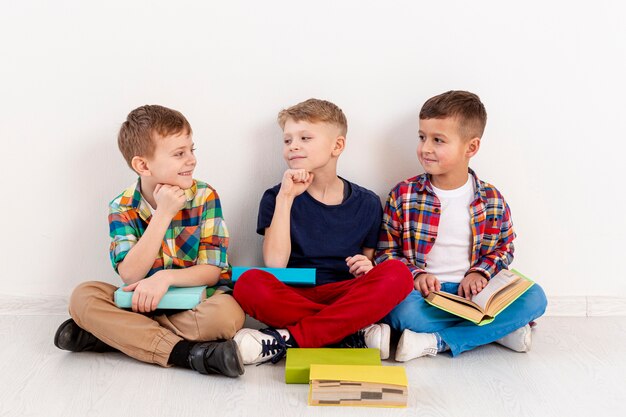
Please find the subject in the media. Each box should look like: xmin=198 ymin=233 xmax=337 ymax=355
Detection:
xmin=495 ymin=324 xmax=532 ymax=352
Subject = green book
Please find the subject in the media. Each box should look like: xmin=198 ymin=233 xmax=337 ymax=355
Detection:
xmin=425 ymin=269 xmax=535 ymax=325
xmin=285 ymin=348 xmax=381 ymax=384
xmin=114 ymin=285 xmax=209 ymax=310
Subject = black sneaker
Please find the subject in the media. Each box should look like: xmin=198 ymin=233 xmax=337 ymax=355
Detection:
xmin=188 ymin=339 xmax=245 ymax=378
xmin=54 ymin=318 xmax=115 ymax=352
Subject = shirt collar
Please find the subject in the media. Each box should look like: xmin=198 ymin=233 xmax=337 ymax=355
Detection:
xmin=417 ymin=168 xmax=486 ymax=201
xmin=118 ymin=179 xmax=198 ymax=221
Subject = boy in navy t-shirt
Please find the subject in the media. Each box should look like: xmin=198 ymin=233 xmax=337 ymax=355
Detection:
xmin=233 ymin=99 xmax=413 ymax=365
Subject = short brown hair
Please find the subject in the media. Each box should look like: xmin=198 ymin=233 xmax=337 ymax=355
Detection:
xmin=419 ymin=91 xmax=487 ymax=139
xmin=277 ymin=98 xmax=348 ymax=136
xmin=117 ymin=105 xmax=192 ymax=168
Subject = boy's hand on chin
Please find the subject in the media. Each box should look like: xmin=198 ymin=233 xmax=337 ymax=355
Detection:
xmin=279 ymin=169 xmax=314 ymax=198
xmin=153 ymin=184 xmax=186 ymax=218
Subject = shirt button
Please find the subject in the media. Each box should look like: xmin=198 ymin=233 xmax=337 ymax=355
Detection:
xmin=430 ymin=238 xmax=435 ymax=242
xmin=434 ymin=208 xmax=440 ymax=213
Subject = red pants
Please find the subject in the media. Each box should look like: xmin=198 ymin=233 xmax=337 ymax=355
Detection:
xmin=233 ymin=259 xmax=413 ymax=347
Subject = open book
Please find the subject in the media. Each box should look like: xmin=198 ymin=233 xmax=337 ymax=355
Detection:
xmin=425 ymin=269 xmax=534 ymax=325
xmin=308 ymin=364 xmax=408 ymax=408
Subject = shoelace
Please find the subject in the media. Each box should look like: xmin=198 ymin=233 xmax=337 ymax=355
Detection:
xmin=257 ymin=328 xmax=288 ymax=365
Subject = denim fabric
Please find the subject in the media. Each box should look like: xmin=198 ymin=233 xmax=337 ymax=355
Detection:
xmin=384 ymin=282 xmax=547 ymax=356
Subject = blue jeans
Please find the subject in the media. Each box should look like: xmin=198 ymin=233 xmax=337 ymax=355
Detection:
xmin=383 ymin=282 xmax=548 ymax=356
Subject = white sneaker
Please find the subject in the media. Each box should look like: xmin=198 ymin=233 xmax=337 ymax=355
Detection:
xmin=362 ymin=323 xmax=391 ymax=360
xmin=494 ymin=324 xmax=532 ymax=352
xmin=233 ymin=328 xmax=291 ymax=365
xmin=395 ymin=329 xmax=438 ymax=362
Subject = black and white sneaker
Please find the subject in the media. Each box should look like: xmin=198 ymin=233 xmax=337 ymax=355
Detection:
xmin=233 ymin=328 xmax=292 ymax=365
xmin=339 ymin=323 xmax=391 ymax=360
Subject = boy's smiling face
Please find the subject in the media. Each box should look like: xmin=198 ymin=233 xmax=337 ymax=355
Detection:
xmin=417 ymin=117 xmax=479 ymax=189
xmin=142 ymin=131 xmax=197 ymax=190
xmin=282 ymin=118 xmax=344 ymax=173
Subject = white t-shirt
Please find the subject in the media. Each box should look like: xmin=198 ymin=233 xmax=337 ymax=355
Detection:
xmin=425 ymin=177 xmax=475 ymax=283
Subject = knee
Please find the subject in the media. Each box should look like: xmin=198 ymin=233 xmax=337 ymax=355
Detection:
xmin=233 ymin=270 xmax=275 ymax=306
xmin=69 ymin=281 xmax=114 ymax=320
xmin=202 ymin=295 xmax=246 ymax=340
xmin=527 ymin=284 xmax=548 ymax=317
xmin=375 ymin=259 xmax=414 ymax=294
xmin=385 ymin=292 xmax=431 ymax=332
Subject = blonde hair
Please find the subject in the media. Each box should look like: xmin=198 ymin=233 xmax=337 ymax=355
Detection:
xmin=278 ymin=98 xmax=347 ymax=136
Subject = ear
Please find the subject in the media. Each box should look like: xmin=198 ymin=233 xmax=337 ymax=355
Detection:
xmin=466 ymin=137 xmax=481 ymax=158
xmin=131 ymin=156 xmax=151 ymax=176
xmin=331 ymin=136 xmax=346 ymax=157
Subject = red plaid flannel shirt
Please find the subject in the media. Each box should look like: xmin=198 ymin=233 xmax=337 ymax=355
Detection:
xmin=375 ymin=169 xmax=515 ymax=280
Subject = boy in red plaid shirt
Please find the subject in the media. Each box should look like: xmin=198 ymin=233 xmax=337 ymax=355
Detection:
xmin=376 ymin=91 xmax=547 ymax=361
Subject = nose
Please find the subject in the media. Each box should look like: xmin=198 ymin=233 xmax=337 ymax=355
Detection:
xmin=289 ymin=140 xmax=300 ymax=151
xmin=188 ymin=153 xmax=197 ymax=165
xmin=420 ymin=139 xmax=433 ymax=154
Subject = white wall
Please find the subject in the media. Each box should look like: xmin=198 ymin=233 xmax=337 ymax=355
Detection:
xmin=1 ymin=0 xmax=624 ymax=298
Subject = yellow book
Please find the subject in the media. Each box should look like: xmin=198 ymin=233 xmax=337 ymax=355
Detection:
xmin=425 ymin=269 xmax=534 ymax=325
xmin=308 ymin=364 xmax=408 ymax=408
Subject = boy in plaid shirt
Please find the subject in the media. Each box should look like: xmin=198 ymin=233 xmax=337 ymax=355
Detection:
xmin=376 ymin=91 xmax=547 ymax=361
xmin=54 ymin=105 xmax=245 ymax=377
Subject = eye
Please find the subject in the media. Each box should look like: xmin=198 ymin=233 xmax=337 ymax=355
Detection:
xmin=191 ymin=147 xmax=196 ymax=153
xmin=174 ymin=152 xmax=184 ymax=157
xmin=284 ymin=138 xmax=292 ymax=145
xmin=418 ymin=135 xmax=425 ymax=141
xmin=434 ymin=137 xmax=444 ymax=143
xmin=302 ymin=136 xmax=312 ymax=141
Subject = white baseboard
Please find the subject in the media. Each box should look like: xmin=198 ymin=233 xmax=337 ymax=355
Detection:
xmin=1 ymin=294 xmax=626 ymax=317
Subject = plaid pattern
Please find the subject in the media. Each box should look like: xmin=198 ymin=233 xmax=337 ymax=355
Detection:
xmin=375 ymin=169 xmax=515 ymax=280
xmin=109 ymin=180 xmax=230 ymax=279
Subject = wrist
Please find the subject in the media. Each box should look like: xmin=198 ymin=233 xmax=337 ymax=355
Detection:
xmin=155 ymin=269 xmax=173 ymax=286
xmin=152 ymin=209 xmax=176 ymax=223
xmin=276 ymin=191 xmax=296 ymax=202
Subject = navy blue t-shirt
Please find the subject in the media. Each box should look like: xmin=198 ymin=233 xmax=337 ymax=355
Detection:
xmin=256 ymin=179 xmax=383 ymax=286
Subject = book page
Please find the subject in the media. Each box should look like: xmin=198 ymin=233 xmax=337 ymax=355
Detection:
xmin=470 ymin=270 xmax=519 ymax=310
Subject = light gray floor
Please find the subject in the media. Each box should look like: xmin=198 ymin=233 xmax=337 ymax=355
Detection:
xmin=2 ymin=315 xmax=625 ymax=417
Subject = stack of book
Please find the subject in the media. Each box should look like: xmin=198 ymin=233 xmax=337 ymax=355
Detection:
xmin=308 ymin=364 xmax=408 ymax=408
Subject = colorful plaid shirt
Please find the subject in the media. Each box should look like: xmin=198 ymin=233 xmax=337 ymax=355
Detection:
xmin=109 ymin=179 xmax=230 ymax=280
xmin=375 ymin=169 xmax=515 ymax=280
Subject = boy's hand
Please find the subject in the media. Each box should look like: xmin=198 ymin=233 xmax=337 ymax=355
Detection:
xmin=458 ymin=272 xmax=489 ymax=300
xmin=122 ymin=272 xmax=170 ymax=313
xmin=346 ymin=255 xmax=374 ymax=277
xmin=153 ymin=184 xmax=186 ymax=218
xmin=415 ymin=273 xmax=441 ymax=297
xmin=278 ymin=169 xmax=314 ymax=198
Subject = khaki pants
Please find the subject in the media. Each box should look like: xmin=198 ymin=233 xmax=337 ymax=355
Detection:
xmin=69 ymin=281 xmax=245 ymax=367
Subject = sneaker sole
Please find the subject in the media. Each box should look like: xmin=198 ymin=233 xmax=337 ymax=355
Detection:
xmin=379 ymin=323 xmax=391 ymax=360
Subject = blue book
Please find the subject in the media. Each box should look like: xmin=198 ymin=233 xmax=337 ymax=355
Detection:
xmin=114 ymin=285 xmax=208 ymax=310
xmin=231 ymin=267 xmax=316 ymax=286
